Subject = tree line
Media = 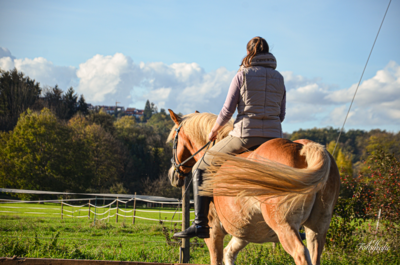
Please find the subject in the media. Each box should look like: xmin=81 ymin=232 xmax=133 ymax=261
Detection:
xmin=1 ymin=68 xmax=399 ymax=201
xmin=287 ymin=127 xmax=400 ymax=176
xmin=0 ymin=69 xmax=88 ymax=131
xmin=0 ymin=68 xmax=180 ymax=199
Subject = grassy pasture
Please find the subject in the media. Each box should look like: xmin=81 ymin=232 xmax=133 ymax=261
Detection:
xmin=0 ymin=202 xmax=192 ymax=223
xmin=0 ymin=202 xmax=399 ymax=264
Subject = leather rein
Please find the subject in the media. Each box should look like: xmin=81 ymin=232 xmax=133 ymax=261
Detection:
xmin=171 ymin=123 xmax=214 ymax=177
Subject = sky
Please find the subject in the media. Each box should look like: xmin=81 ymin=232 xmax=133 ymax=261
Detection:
xmin=0 ymin=0 xmax=399 ymax=133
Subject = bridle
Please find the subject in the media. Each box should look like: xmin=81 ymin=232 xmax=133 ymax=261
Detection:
xmin=171 ymin=123 xmax=214 ymax=177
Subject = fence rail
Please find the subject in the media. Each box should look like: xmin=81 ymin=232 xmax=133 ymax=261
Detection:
xmin=0 ymin=194 xmax=194 ymax=223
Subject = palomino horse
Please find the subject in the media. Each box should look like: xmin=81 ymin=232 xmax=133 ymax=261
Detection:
xmin=167 ymin=110 xmax=340 ymax=265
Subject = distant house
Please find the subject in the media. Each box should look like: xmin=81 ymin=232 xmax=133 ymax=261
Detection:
xmin=125 ymin=108 xmax=136 ymax=116
xmin=124 ymin=107 xmax=144 ymax=119
xmin=90 ymin=105 xmax=143 ymax=118
xmin=87 ymin=103 xmax=95 ymax=110
xmin=96 ymin=105 xmax=125 ymax=114
xmin=134 ymin=109 xmax=144 ymax=119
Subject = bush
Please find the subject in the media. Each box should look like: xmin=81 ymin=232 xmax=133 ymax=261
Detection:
xmin=326 ymin=149 xmax=400 ymax=252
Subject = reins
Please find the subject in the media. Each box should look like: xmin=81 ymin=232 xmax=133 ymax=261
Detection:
xmin=171 ymin=123 xmax=214 ymax=177
xmin=170 ymin=123 xmax=215 ymax=224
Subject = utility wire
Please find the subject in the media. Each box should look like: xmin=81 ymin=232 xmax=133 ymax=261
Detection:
xmin=333 ymin=0 xmax=392 ymax=156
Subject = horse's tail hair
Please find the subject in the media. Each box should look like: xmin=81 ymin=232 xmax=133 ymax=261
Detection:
xmin=200 ymin=142 xmax=331 ymax=207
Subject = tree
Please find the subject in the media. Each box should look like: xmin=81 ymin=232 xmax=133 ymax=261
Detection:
xmin=41 ymin=85 xmax=69 ymax=119
xmin=84 ymin=123 xmax=125 ymax=192
xmin=326 ymin=141 xmax=353 ymax=177
xmin=143 ymin=99 xmax=153 ymax=122
xmin=0 ymin=108 xmax=87 ymax=197
xmin=0 ymin=131 xmax=12 ymax=188
xmin=0 ymin=68 xmax=41 ymax=131
xmin=37 ymin=85 xmax=84 ymax=121
xmin=150 ymin=102 xmax=158 ymax=114
xmin=63 ymin=87 xmax=78 ymax=119
xmin=87 ymin=108 xmax=115 ymax=135
xmin=77 ymin=95 xmax=88 ymax=115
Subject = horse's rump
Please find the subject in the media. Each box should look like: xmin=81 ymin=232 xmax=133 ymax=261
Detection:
xmin=200 ymin=138 xmax=331 ymax=214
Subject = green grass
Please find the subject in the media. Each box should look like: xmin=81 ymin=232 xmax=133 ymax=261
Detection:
xmin=0 ymin=202 xmax=399 ymax=264
xmin=0 ymin=202 xmax=193 ymax=223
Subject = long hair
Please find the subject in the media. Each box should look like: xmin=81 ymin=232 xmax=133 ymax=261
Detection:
xmin=241 ymin=37 xmax=270 ymax=68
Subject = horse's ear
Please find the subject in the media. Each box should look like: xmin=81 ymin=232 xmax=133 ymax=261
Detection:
xmin=168 ymin=109 xmax=181 ymax=126
xmin=195 ymin=110 xmax=200 ymax=113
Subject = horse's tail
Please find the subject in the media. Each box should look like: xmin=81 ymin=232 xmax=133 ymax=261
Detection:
xmin=200 ymin=142 xmax=331 ymax=202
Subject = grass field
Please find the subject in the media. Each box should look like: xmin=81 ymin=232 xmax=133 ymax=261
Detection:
xmin=0 ymin=201 xmax=192 ymax=223
xmin=0 ymin=202 xmax=399 ymax=264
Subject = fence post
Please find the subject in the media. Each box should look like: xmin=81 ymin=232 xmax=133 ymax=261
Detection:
xmin=88 ymin=200 xmax=91 ymax=219
xmin=116 ymin=197 xmax=119 ymax=223
xmin=124 ymin=199 xmax=127 ymax=221
xmin=132 ymin=192 xmax=137 ymax=225
xmin=180 ymin=177 xmax=191 ymax=263
xmin=61 ymin=199 xmax=63 ymax=220
xmin=376 ymin=208 xmax=382 ymax=232
xmin=93 ymin=196 xmax=97 ymax=225
xmin=108 ymin=203 xmax=111 ymax=222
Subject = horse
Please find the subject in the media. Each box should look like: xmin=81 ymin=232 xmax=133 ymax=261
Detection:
xmin=167 ymin=110 xmax=340 ymax=265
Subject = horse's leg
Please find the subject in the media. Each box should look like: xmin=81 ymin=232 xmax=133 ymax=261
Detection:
xmin=204 ymin=202 xmax=226 ymax=265
xmin=303 ymin=155 xmax=340 ymax=265
xmin=223 ymin=237 xmax=249 ymax=265
xmin=262 ymin=202 xmax=312 ymax=265
xmin=303 ymin=223 xmax=329 ymax=265
xmin=204 ymin=231 xmax=225 ymax=265
xmin=273 ymin=223 xmax=312 ymax=265
xmin=302 ymin=192 xmax=331 ymax=265
xmin=304 ymin=188 xmax=339 ymax=263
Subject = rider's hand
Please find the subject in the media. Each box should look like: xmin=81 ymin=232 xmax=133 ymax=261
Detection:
xmin=208 ymin=130 xmax=218 ymax=142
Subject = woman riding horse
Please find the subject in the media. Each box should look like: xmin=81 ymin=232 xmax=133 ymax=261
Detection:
xmin=174 ymin=36 xmax=286 ymax=239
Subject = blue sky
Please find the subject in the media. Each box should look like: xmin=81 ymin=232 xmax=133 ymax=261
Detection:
xmin=1 ymin=0 xmax=399 ymax=133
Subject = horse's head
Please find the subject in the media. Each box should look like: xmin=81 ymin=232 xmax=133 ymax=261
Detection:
xmin=167 ymin=109 xmax=199 ymax=188
xmin=166 ymin=109 xmax=233 ymax=188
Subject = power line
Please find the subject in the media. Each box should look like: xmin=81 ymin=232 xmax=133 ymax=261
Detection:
xmin=333 ymin=0 xmax=392 ymax=156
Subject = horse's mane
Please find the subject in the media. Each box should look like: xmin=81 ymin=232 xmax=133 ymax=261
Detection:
xmin=167 ymin=112 xmax=233 ymax=147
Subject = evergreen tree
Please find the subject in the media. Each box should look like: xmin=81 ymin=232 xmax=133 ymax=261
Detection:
xmin=42 ymin=85 xmax=69 ymax=119
xmin=0 ymin=68 xmax=41 ymax=131
xmin=77 ymin=95 xmax=88 ymax=115
xmin=63 ymin=87 xmax=78 ymax=119
xmin=143 ymin=99 xmax=152 ymax=122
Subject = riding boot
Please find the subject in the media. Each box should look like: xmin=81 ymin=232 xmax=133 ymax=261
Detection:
xmin=173 ymin=169 xmax=211 ymax=239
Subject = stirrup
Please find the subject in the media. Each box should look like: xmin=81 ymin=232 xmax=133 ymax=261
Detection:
xmin=173 ymin=223 xmax=210 ymax=239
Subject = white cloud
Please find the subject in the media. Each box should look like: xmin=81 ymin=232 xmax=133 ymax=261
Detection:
xmin=281 ymin=71 xmax=333 ymax=123
xmin=0 ymin=48 xmax=77 ymax=90
xmin=1 ymin=46 xmax=398 ymax=131
xmin=135 ymin=61 xmax=235 ymax=114
xmin=76 ymin=55 xmax=235 ymax=112
xmin=76 ymin=53 xmax=141 ymax=106
xmin=281 ymin=61 xmax=400 ymax=128
xmin=142 ymin=87 xmax=171 ymax=109
xmin=326 ymin=61 xmax=400 ymax=126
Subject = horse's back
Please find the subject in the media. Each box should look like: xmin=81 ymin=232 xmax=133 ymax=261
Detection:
xmin=250 ymin=138 xmax=308 ymax=169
